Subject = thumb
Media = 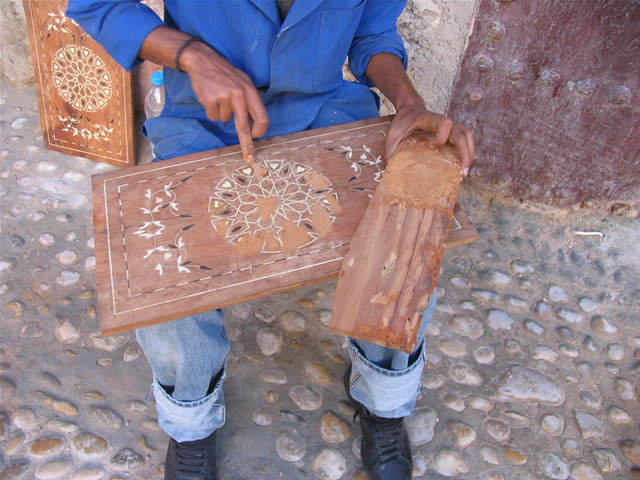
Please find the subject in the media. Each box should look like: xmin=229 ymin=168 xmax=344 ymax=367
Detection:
xmin=383 ymin=129 xmax=404 ymax=162
xmin=384 ymin=121 xmax=419 ymax=161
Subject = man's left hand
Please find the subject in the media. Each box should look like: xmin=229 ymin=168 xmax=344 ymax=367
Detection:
xmin=365 ymin=52 xmax=474 ymax=177
xmin=385 ymin=102 xmax=475 ymax=177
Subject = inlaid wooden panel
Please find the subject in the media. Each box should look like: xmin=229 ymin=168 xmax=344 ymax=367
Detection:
xmin=24 ymin=0 xmax=135 ymax=166
xmin=93 ymin=117 xmax=477 ymax=334
xmin=330 ymin=134 xmax=463 ymax=353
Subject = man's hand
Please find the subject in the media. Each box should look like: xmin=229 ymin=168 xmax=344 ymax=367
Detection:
xmin=386 ymin=102 xmax=474 ymax=176
xmin=180 ymin=41 xmax=268 ymax=162
xmin=139 ymin=26 xmax=268 ymax=163
xmin=365 ymin=52 xmax=474 ymax=176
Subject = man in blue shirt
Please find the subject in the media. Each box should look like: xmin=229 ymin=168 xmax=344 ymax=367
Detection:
xmin=67 ymin=1 xmax=474 ymax=479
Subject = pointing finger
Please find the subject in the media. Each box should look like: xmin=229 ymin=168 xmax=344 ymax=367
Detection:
xmin=231 ymin=90 xmax=254 ymax=165
xmin=245 ymin=87 xmax=269 ymax=138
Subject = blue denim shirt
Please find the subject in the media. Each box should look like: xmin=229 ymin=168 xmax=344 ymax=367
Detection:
xmin=67 ymin=0 xmax=408 ymax=159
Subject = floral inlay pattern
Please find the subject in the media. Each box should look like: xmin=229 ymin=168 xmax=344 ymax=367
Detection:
xmin=57 ymin=112 xmax=113 ymax=142
xmin=335 ymin=144 xmax=384 ymax=183
xmin=133 ymin=177 xmax=202 ymax=276
xmin=51 ymin=45 xmax=113 ymax=112
xmin=46 ymin=9 xmax=79 ymax=36
xmin=208 ymin=160 xmax=339 ymax=253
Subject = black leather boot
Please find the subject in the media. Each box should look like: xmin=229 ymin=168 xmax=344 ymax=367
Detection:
xmin=358 ymin=408 xmax=412 ymax=480
xmin=164 ymin=431 xmax=217 ymax=480
xmin=344 ymin=366 xmax=412 ymax=480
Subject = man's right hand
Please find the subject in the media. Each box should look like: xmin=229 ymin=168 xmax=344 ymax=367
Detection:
xmin=138 ymin=26 xmax=269 ymax=161
xmin=180 ymin=41 xmax=269 ymax=159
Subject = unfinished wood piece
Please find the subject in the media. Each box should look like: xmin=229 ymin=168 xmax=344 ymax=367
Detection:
xmin=23 ymin=0 xmax=135 ymax=166
xmin=329 ymin=133 xmax=463 ymax=353
xmin=93 ymin=117 xmax=477 ymax=335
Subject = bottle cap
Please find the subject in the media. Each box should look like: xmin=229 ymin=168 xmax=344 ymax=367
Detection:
xmin=151 ymin=71 xmax=164 ymax=86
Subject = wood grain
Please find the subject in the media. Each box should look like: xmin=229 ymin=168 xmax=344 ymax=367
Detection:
xmin=92 ymin=117 xmax=477 ymax=335
xmin=23 ymin=0 xmax=135 ymax=166
xmin=329 ymin=133 xmax=463 ymax=352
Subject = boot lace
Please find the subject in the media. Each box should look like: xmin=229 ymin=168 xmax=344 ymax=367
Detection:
xmin=174 ymin=437 xmax=210 ymax=479
xmin=356 ymin=408 xmax=405 ymax=464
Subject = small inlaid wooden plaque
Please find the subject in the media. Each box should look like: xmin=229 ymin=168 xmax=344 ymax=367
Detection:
xmin=92 ymin=117 xmax=477 ymax=334
xmin=24 ymin=0 xmax=135 ymax=166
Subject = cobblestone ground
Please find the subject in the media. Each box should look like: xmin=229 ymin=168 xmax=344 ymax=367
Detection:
xmin=1 ymin=82 xmax=639 ymax=480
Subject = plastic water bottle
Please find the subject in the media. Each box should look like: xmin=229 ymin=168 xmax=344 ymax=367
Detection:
xmin=144 ymin=71 xmax=165 ymax=119
xmin=145 ymin=71 xmax=164 ymax=159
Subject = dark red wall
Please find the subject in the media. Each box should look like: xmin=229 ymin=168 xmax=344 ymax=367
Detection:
xmin=448 ymin=0 xmax=639 ymax=211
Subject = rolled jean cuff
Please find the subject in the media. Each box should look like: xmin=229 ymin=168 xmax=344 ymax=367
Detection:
xmin=347 ymin=340 xmax=425 ymax=418
xmin=152 ymin=366 xmax=226 ymax=442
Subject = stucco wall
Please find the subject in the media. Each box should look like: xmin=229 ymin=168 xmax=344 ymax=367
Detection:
xmin=0 ymin=0 xmax=34 ymax=87
xmin=397 ymin=0 xmax=478 ymax=114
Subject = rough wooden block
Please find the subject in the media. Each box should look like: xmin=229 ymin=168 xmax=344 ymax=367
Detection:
xmin=24 ymin=0 xmax=135 ymax=166
xmin=330 ymin=133 xmax=463 ymax=352
xmin=92 ymin=117 xmax=476 ymax=334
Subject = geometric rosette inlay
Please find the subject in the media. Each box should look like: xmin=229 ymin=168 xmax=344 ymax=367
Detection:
xmin=51 ymin=45 xmax=112 ymax=112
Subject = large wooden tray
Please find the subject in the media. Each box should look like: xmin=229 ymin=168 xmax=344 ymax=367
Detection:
xmin=92 ymin=117 xmax=478 ymax=334
xmin=24 ymin=0 xmax=135 ymax=166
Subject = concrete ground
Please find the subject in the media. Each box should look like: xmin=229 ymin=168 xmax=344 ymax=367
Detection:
xmin=1 ymin=82 xmax=639 ymax=480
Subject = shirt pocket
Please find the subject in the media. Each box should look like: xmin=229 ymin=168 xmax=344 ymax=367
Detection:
xmin=313 ymin=0 xmax=366 ymax=92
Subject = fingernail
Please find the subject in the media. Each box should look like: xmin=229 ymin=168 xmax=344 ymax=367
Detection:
xmin=463 ymin=168 xmax=469 ymax=177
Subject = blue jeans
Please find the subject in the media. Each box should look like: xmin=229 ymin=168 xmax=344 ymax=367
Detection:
xmin=137 ymin=295 xmax=436 ymax=442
